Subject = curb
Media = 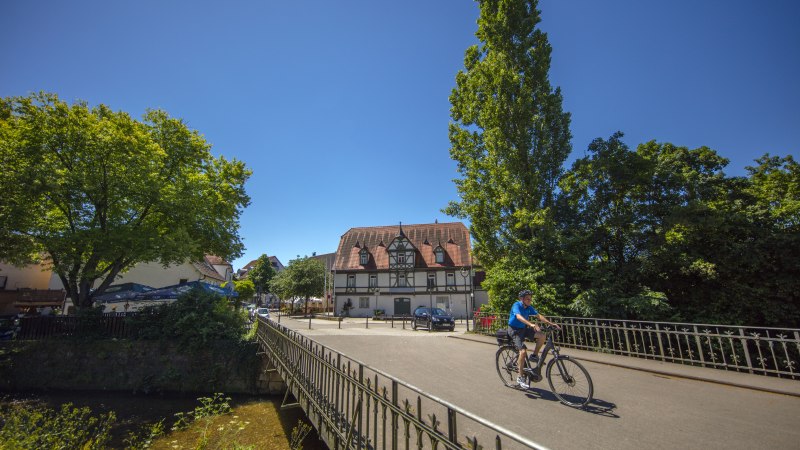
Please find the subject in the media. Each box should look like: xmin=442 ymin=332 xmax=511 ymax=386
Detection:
xmin=449 ymin=333 xmax=800 ymax=399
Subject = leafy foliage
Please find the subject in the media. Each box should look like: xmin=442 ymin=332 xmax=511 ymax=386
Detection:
xmin=246 ymin=254 xmax=277 ymax=298
xmin=269 ymin=257 xmax=325 ymax=314
xmin=0 ymin=92 xmax=251 ymax=309
xmin=127 ymin=287 xmax=248 ymax=346
xmin=0 ymin=401 xmax=115 ymax=449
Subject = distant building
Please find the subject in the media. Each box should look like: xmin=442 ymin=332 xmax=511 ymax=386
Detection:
xmin=332 ymin=222 xmax=478 ymax=318
xmin=237 ymin=255 xmax=285 ymax=279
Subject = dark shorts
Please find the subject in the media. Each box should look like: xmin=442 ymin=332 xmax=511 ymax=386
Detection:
xmin=508 ymin=326 xmax=536 ymax=351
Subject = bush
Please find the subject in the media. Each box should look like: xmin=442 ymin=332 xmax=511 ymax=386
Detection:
xmin=0 ymin=401 xmax=115 ymax=449
xmin=127 ymin=287 xmax=248 ymax=346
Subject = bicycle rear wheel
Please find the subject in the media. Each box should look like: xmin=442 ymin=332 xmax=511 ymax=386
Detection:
xmin=495 ymin=346 xmax=519 ymax=387
xmin=546 ymin=357 xmax=593 ymax=407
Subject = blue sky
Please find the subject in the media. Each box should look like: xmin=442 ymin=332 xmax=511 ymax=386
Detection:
xmin=2 ymin=0 xmax=798 ymax=271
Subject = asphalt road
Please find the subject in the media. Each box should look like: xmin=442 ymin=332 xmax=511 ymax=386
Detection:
xmin=276 ymin=317 xmax=800 ymax=450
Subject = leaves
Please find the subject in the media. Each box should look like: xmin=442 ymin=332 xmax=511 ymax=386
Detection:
xmin=0 ymin=92 xmax=251 ymax=308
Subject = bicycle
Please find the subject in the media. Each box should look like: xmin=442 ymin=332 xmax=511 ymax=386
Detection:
xmin=495 ymin=324 xmax=594 ymax=408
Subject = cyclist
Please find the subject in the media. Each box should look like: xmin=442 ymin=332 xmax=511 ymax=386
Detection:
xmin=508 ymin=289 xmax=560 ymax=389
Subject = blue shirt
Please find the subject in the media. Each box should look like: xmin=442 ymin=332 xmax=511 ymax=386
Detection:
xmin=508 ymin=301 xmax=538 ymax=329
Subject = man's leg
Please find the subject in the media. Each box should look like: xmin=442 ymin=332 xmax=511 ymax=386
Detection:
xmin=517 ymin=348 xmax=527 ymax=377
xmin=531 ymin=332 xmax=545 ymax=357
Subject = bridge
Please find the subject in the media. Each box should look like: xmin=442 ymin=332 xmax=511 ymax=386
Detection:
xmin=256 ymin=315 xmax=800 ymax=449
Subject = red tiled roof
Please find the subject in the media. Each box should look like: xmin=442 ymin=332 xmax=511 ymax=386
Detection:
xmin=204 ymin=255 xmax=230 ymax=266
xmin=334 ymin=222 xmax=471 ymax=271
xmin=193 ymin=260 xmax=226 ymax=281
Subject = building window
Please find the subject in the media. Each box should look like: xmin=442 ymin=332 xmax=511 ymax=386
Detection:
xmin=347 ymin=274 xmax=356 ymax=287
xmin=446 ymin=272 xmax=455 ymax=286
xmin=360 ymin=249 xmax=369 ymax=265
xmin=369 ymin=274 xmax=377 ymax=288
xmin=0 ymin=275 xmax=6 ymax=290
xmin=398 ymin=273 xmax=406 ymax=287
xmin=179 ymin=278 xmax=188 ymax=284
xmin=359 ymin=297 xmax=370 ymax=308
xmin=427 ymin=272 xmax=436 ymax=289
xmin=436 ymin=296 xmax=450 ymax=309
xmin=434 ymin=247 xmax=444 ymax=264
xmin=398 ymin=252 xmax=406 ymax=264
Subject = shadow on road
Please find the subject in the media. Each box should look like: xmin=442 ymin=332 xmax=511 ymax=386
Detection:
xmin=521 ymin=388 xmax=619 ymax=418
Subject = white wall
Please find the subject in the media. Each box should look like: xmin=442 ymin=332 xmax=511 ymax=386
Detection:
xmin=0 ymin=262 xmax=53 ymax=290
xmin=112 ymin=261 xmax=202 ymax=288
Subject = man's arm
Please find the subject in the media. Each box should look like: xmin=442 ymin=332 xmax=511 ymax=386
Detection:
xmin=515 ymin=312 xmax=540 ymax=331
xmin=536 ymin=313 xmax=561 ymax=329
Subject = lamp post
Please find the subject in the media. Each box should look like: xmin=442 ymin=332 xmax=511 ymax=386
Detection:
xmin=460 ymin=266 xmax=470 ymax=331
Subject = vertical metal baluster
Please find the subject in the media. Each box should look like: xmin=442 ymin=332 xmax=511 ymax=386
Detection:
xmin=655 ymin=324 xmax=665 ymax=361
xmin=447 ymin=407 xmax=457 ymax=445
xmin=623 ymin=321 xmax=632 ymax=357
xmin=739 ymin=328 xmax=753 ymax=374
xmin=391 ymin=380 xmax=398 ymax=450
xmin=693 ymin=325 xmax=706 ymax=367
xmin=766 ymin=330 xmax=779 ymax=377
xmin=715 ymin=328 xmax=729 ymax=370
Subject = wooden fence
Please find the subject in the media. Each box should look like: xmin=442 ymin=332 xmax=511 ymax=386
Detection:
xmin=17 ymin=314 xmax=134 ymax=340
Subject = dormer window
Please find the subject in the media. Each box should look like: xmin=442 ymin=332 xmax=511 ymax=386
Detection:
xmin=434 ymin=246 xmax=445 ymax=264
xmin=360 ymin=248 xmax=369 ymax=265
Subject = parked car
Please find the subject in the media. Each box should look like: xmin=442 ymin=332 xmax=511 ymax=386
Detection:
xmin=255 ymin=307 xmax=270 ymax=320
xmin=412 ymin=307 xmax=455 ymax=331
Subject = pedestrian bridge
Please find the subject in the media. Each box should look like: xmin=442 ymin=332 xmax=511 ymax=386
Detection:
xmin=256 ymin=315 xmax=800 ymax=449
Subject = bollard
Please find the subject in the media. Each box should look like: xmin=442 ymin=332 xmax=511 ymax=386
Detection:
xmin=391 ymin=317 xmax=394 ymax=329
xmin=338 ymin=317 xmax=341 ymax=329
xmin=308 ymin=316 xmax=312 ymax=329
xmin=366 ymin=317 xmax=369 ymax=329
xmin=402 ymin=318 xmax=405 ymax=330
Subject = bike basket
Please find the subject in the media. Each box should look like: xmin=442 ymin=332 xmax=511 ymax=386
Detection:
xmin=496 ymin=328 xmax=512 ymax=346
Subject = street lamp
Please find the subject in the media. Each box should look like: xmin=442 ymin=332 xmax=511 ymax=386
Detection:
xmin=460 ymin=267 xmax=470 ymax=331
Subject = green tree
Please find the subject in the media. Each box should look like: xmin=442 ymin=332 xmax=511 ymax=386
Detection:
xmin=268 ymin=256 xmax=324 ymax=315
xmin=445 ymin=0 xmax=571 ymax=306
xmin=232 ymin=279 xmax=255 ymax=303
xmin=0 ymin=93 xmax=251 ymax=309
xmin=247 ymin=253 xmax=276 ymax=303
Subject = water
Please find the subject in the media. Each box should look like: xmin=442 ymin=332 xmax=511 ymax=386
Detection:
xmin=1 ymin=391 xmax=326 ymax=449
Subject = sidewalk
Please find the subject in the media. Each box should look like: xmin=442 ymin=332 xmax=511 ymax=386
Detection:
xmin=451 ymin=332 xmax=800 ymax=398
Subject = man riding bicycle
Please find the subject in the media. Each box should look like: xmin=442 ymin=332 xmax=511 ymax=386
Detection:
xmin=508 ymin=289 xmax=560 ymax=389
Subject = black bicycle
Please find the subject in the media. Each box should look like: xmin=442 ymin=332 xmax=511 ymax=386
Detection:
xmin=495 ymin=324 xmax=594 ymax=408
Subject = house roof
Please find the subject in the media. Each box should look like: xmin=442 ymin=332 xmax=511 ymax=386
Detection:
xmin=193 ymin=259 xmax=226 ymax=281
xmin=334 ymin=222 xmax=471 ymax=271
xmin=204 ymin=255 xmax=231 ymax=266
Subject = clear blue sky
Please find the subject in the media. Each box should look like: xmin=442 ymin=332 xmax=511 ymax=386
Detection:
xmin=2 ymin=0 xmax=798 ymax=271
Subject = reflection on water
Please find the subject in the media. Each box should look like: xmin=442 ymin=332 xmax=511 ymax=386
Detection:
xmin=1 ymin=391 xmax=326 ymax=449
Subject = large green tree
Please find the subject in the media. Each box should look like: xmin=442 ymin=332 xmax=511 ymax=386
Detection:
xmin=0 ymin=93 xmax=251 ymax=309
xmin=445 ymin=0 xmax=571 ymax=309
xmin=247 ymin=253 xmax=276 ymax=302
xmin=268 ymin=256 xmax=324 ymax=315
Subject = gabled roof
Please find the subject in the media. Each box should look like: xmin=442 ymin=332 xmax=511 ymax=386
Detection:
xmin=334 ymin=222 xmax=471 ymax=271
xmin=193 ymin=259 xmax=226 ymax=281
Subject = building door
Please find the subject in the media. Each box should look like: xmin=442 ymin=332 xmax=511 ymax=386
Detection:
xmin=394 ymin=297 xmax=411 ymax=315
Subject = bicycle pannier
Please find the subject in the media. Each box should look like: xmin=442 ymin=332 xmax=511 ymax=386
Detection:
xmin=496 ymin=328 xmax=512 ymax=346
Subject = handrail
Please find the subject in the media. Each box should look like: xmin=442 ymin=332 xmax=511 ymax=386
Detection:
xmin=472 ymin=313 xmax=800 ymax=379
xmin=256 ymin=316 xmax=549 ymax=450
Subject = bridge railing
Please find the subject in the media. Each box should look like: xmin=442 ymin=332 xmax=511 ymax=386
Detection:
xmin=256 ymin=316 xmax=548 ymax=450
xmin=473 ymin=313 xmax=800 ymax=379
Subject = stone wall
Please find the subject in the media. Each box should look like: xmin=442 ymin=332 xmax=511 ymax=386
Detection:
xmin=0 ymin=340 xmax=285 ymax=395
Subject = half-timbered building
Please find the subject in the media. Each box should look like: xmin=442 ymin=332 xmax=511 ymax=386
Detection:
xmin=332 ymin=222 xmax=475 ymax=318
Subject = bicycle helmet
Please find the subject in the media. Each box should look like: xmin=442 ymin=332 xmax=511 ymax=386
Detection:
xmin=518 ymin=289 xmax=533 ymax=298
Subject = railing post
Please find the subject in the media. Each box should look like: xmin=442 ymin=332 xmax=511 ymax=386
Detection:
xmin=391 ymin=380 xmax=399 ymax=450
xmin=739 ymin=328 xmax=754 ymax=374
xmin=447 ymin=407 xmax=458 ymax=444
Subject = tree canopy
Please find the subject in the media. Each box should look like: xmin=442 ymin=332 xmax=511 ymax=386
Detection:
xmin=445 ymin=1 xmax=799 ymax=326
xmin=246 ymin=254 xmax=276 ymax=298
xmin=0 ymin=92 xmax=251 ymax=309
xmin=268 ymin=256 xmax=324 ymax=315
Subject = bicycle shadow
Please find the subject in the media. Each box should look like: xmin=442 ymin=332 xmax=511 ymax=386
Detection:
xmin=520 ymin=387 xmax=619 ymax=418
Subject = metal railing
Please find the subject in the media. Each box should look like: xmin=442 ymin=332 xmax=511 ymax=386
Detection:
xmin=256 ymin=316 xmax=548 ymax=450
xmin=473 ymin=313 xmax=800 ymax=379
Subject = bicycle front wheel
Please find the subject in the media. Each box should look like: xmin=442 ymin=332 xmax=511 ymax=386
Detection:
xmin=495 ymin=346 xmax=519 ymax=388
xmin=546 ymin=357 xmax=593 ymax=407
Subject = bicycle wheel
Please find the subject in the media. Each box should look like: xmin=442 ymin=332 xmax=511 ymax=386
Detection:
xmin=546 ymin=357 xmax=593 ymax=407
xmin=495 ymin=346 xmax=519 ymax=387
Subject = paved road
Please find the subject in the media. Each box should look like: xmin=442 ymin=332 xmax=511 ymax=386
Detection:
xmin=275 ymin=316 xmax=800 ymax=449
